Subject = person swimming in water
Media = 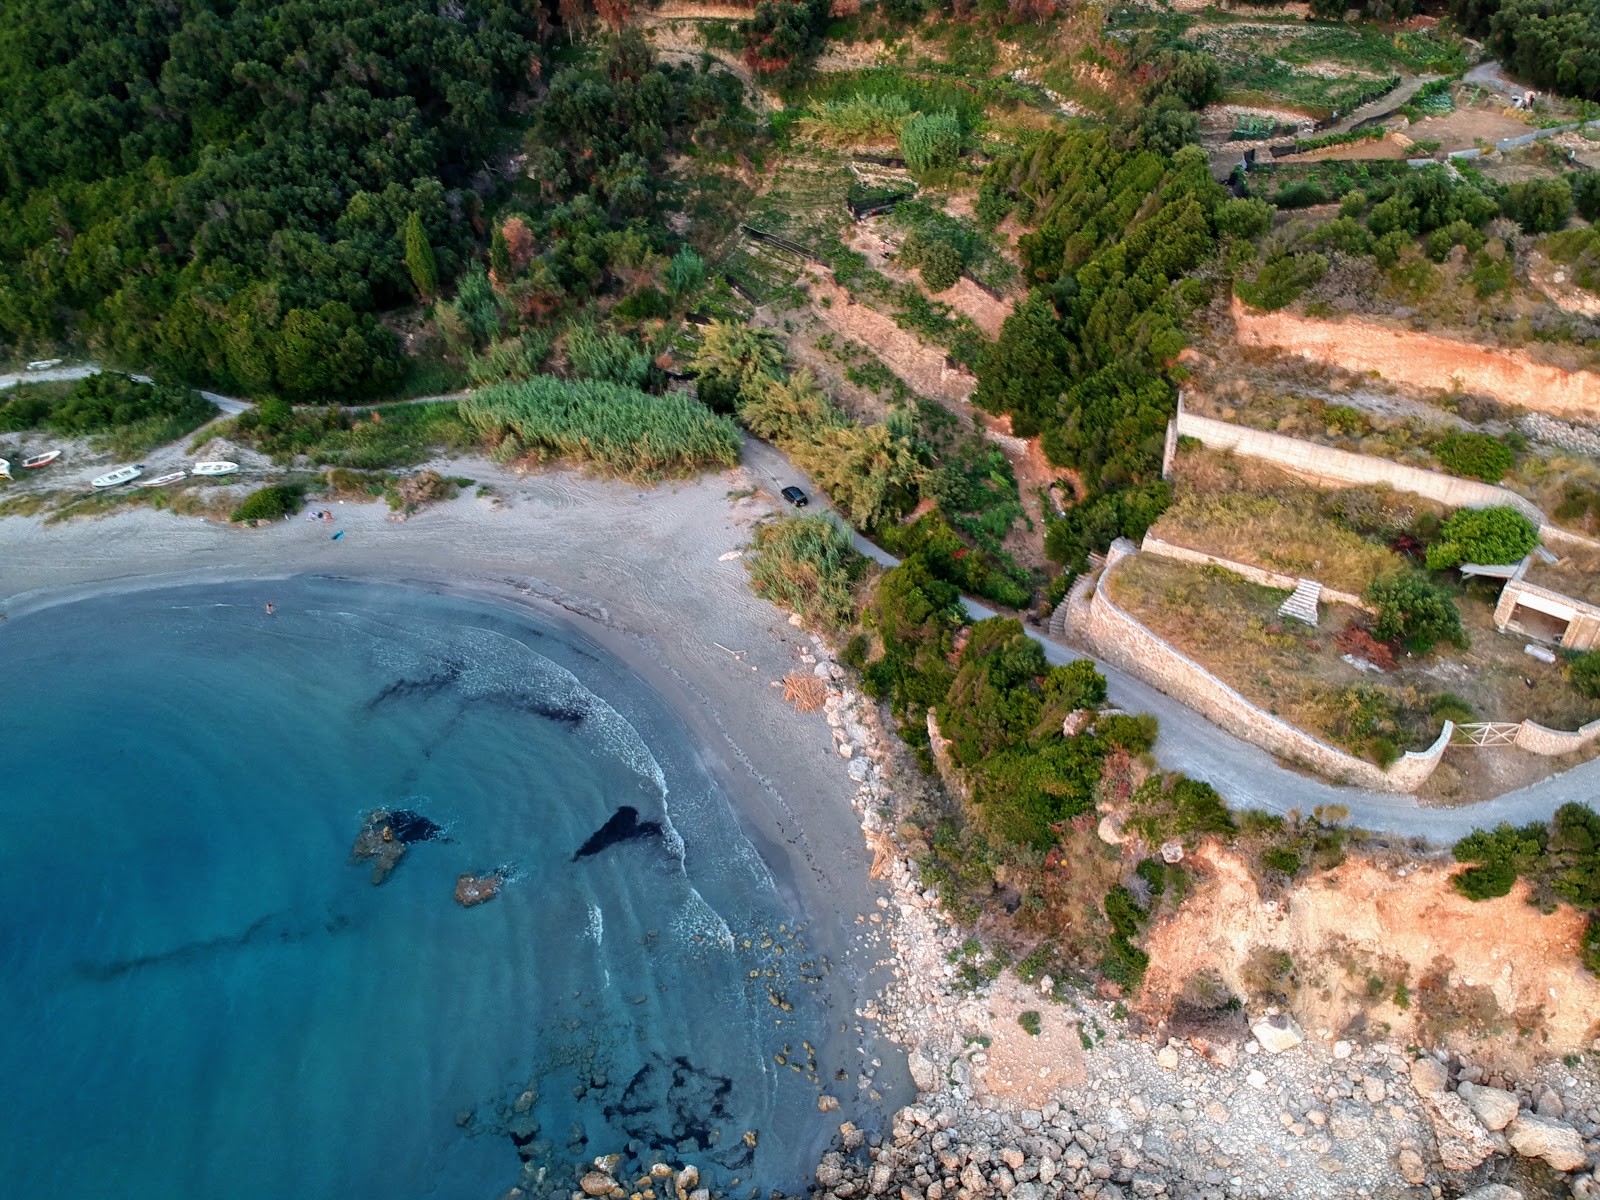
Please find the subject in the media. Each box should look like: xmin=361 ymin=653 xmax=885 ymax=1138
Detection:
xmin=265 ymin=601 xmax=275 ymax=616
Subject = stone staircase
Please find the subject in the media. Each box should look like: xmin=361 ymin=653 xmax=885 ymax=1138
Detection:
xmin=1047 ymin=600 xmax=1070 ymax=639
xmin=1278 ymin=579 xmax=1323 ymax=626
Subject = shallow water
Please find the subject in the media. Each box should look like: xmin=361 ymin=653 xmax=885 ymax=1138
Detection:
xmin=0 ymin=577 xmax=839 ymax=1200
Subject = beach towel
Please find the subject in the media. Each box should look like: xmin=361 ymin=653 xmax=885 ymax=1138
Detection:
xmin=331 ymin=530 xmax=344 ymax=541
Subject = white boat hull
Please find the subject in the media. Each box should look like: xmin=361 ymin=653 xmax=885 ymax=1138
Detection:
xmin=92 ymin=465 xmax=143 ymax=488
xmin=192 ymin=461 xmax=238 ymax=476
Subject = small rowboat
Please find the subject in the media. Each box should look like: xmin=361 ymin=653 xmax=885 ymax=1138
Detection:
xmin=92 ymin=464 xmax=143 ymax=488
xmin=142 ymin=471 xmax=188 ymax=488
xmin=192 ymin=460 xmax=238 ymax=476
xmin=21 ymin=450 xmax=61 ymax=469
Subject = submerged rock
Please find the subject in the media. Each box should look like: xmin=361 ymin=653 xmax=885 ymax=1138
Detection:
xmin=350 ymin=810 xmax=407 ymax=885
xmin=351 ymin=807 xmax=447 ymax=885
xmin=573 ymin=806 xmax=664 ymax=861
xmin=455 ymin=871 xmax=504 ymax=907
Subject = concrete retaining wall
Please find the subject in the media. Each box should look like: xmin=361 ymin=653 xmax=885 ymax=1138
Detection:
xmin=1139 ymin=534 xmax=1374 ymax=612
xmin=1086 ymin=540 xmax=1450 ymax=793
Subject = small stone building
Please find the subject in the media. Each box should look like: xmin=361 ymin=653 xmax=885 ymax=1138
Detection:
xmin=1483 ymin=547 xmax=1600 ymax=651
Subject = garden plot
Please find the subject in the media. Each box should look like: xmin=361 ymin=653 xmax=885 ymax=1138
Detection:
xmin=1106 ymin=552 xmax=1600 ymax=798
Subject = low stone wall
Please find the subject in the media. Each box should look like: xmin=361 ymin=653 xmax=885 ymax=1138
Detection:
xmin=1514 ymin=716 xmax=1600 ymax=756
xmin=1232 ymin=295 xmax=1600 ymax=424
xmin=1139 ymin=534 xmax=1374 ymax=612
xmin=1086 ymin=541 xmax=1450 ymax=793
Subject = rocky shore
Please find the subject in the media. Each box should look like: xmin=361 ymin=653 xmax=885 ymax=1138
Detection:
xmin=527 ymin=631 xmax=1600 ymax=1200
xmin=812 ymin=627 xmax=1600 ymax=1200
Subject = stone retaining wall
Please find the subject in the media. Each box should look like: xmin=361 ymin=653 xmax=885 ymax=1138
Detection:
xmin=1139 ymin=534 xmax=1375 ymax=612
xmin=1086 ymin=540 xmax=1451 ymax=793
xmin=1513 ymin=716 xmax=1600 ymax=756
xmin=1175 ymin=408 xmax=1547 ymax=524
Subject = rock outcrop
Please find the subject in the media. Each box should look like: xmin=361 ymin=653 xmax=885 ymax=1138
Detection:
xmin=454 ymin=871 xmax=503 ymax=907
xmin=1506 ymin=1112 xmax=1589 ymax=1171
xmin=1458 ymin=1080 xmax=1522 ymax=1131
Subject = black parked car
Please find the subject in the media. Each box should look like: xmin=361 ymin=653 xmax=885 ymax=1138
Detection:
xmin=781 ymin=486 xmax=809 ymax=507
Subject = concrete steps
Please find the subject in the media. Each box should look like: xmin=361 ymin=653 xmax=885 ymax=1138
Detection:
xmin=1278 ymin=578 xmax=1322 ymax=626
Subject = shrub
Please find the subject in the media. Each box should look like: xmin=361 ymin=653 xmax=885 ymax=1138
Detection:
xmin=1215 ymin=198 xmax=1272 ymax=241
xmin=231 ymin=484 xmax=303 ymax=523
xmin=667 ymin=246 xmax=707 ymax=295
xmin=1568 ymin=651 xmax=1600 ymax=699
xmin=920 ymin=241 xmax=964 ymax=293
xmin=1235 ymin=252 xmax=1327 ymax=311
xmin=1584 ymin=916 xmax=1600 ymax=976
xmin=1262 ymin=846 xmax=1303 ymax=876
xmin=1018 ymin=1010 xmax=1042 ymax=1036
xmin=1425 ymin=507 xmax=1539 ymax=569
xmin=900 ymin=111 xmax=961 ymax=176
xmin=1434 ymin=431 xmax=1514 ymax=482
xmin=1574 ymin=172 xmax=1600 ymax=223
xmin=743 ymin=514 xmax=865 ymax=631
xmin=1366 ymin=575 xmax=1465 ymax=654
xmin=1503 ymin=178 xmax=1573 ymax=234
xmin=1451 ymin=820 xmax=1549 ymax=901
xmin=462 ymin=377 xmax=740 ymax=478
xmin=565 ymin=323 xmax=651 ymax=388
xmin=1135 ymin=857 xmax=1167 ymax=897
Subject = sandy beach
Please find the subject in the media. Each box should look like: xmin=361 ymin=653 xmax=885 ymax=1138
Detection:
xmin=0 ymin=445 xmax=916 ymax=1168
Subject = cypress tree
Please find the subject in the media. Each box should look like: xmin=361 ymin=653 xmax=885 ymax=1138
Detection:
xmin=404 ymin=211 xmax=438 ymax=300
xmin=490 ymin=224 xmax=511 ymax=283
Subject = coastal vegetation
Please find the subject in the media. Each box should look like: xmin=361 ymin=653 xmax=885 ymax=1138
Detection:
xmin=0 ymin=373 xmax=216 ymax=458
xmin=462 ymin=378 xmax=742 ymax=480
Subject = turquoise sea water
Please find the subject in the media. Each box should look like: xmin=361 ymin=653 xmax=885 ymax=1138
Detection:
xmin=0 ymin=578 xmax=840 ymax=1200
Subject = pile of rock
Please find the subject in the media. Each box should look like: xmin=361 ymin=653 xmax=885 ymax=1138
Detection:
xmin=1407 ymin=1052 xmax=1599 ymax=1192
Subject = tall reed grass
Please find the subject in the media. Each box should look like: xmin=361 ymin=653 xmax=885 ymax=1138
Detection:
xmin=463 ymin=377 xmax=740 ymax=479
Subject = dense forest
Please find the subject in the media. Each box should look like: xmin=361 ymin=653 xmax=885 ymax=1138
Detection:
xmin=0 ymin=0 xmax=753 ymax=401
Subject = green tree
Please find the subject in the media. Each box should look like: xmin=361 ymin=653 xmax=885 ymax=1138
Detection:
xmin=1503 ymin=178 xmax=1574 ymax=234
xmin=920 ymin=241 xmax=964 ymax=292
xmin=1365 ymin=575 xmax=1466 ymax=654
xmin=405 ymin=210 xmax=440 ymax=301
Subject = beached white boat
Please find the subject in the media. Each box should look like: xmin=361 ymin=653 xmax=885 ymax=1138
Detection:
xmin=0 ymin=459 xmax=10 ymax=479
xmin=142 ymin=470 xmax=188 ymax=488
xmin=192 ymin=461 xmax=238 ymax=476
xmin=21 ymin=450 xmax=61 ymax=469
xmin=92 ymin=464 xmax=143 ymax=488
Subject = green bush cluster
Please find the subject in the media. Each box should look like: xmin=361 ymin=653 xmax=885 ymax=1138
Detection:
xmin=744 ymin=514 xmax=866 ymax=632
xmin=1434 ymin=431 xmax=1515 ymax=482
xmin=1365 ymin=575 xmax=1466 ymax=654
xmin=1452 ymin=805 xmax=1600 ymax=947
xmin=1568 ymin=651 xmax=1600 ymax=699
xmin=876 ymin=510 xmax=1032 ymax=610
xmin=0 ymin=372 xmax=217 ymax=458
xmin=230 ymin=484 xmax=303 ymax=524
xmin=1424 ymin=506 xmax=1539 ymax=569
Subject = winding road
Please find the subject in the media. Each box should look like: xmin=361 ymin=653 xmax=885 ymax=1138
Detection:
xmin=5 ymin=361 xmax=1593 ymax=840
xmin=739 ymin=438 xmax=1600 ymax=843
